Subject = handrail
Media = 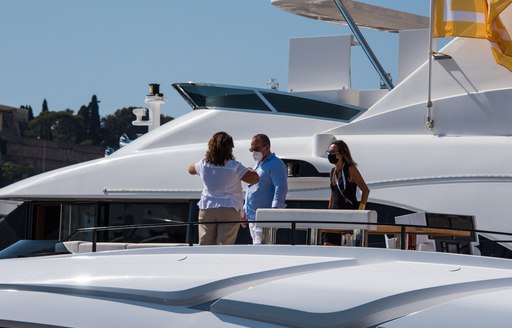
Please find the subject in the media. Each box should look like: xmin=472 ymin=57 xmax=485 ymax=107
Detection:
xmin=64 ymin=219 xmax=512 ymax=252
xmin=64 ymin=220 xmax=192 ymax=251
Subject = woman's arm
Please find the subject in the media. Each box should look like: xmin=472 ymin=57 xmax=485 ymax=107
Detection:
xmin=187 ymin=164 xmax=197 ymax=175
xmin=241 ymin=168 xmax=259 ymax=184
xmin=349 ymin=166 xmax=370 ymax=208
xmin=328 ymin=168 xmax=334 ymax=209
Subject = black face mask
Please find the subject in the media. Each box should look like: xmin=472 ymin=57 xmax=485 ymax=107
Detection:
xmin=328 ymin=153 xmax=339 ymax=164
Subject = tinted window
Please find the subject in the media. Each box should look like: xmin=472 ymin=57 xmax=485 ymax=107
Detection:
xmin=59 ymin=202 xmax=190 ymax=244
xmin=261 ymin=92 xmax=361 ymax=120
xmin=179 ymin=85 xmax=271 ymax=111
xmin=106 ymin=203 xmax=189 ymax=243
xmin=61 ymin=204 xmax=98 ymax=241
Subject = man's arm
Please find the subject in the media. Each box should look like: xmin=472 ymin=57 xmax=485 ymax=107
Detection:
xmin=271 ymin=160 xmax=288 ymax=208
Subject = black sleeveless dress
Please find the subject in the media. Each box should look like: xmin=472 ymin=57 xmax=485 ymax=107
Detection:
xmin=330 ymin=164 xmax=358 ymax=210
xmin=322 ymin=164 xmax=359 ymax=245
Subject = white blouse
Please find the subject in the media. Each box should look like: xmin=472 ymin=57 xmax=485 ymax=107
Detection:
xmin=195 ymin=159 xmax=248 ymax=212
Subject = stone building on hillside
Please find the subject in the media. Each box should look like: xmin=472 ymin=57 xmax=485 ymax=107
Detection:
xmin=0 ymin=105 xmax=29 ymax=138
xmin=0 ymin=105 xmax=104 ymax=183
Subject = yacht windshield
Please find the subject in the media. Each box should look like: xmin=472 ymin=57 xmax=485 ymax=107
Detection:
xmin=173 ymin=83 xmax=363 ymax=121
xmin=174 ymin=84 xmax=271 ymax=111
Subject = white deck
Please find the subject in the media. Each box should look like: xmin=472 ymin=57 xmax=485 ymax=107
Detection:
xmin=0 ymin=246 xmax=511 ymax=327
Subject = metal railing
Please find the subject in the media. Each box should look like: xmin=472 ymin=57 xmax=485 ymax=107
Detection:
xmin=64 ymin=219 xmax=512 ymax=253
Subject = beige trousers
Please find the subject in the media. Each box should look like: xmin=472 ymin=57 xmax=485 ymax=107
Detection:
xmin=198 ymin=207 xmax=241 ymax=245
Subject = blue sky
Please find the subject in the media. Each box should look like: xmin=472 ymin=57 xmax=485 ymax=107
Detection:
xmin=0 ymin=1 xmax=430 ymax=118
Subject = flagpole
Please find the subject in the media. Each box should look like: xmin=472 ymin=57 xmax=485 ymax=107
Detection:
xmin=426 ymin=0 xmax=435 ymax=132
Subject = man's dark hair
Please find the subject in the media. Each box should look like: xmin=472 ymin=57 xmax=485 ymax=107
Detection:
xmin=253 ymin=134 xmax=270 ymax=147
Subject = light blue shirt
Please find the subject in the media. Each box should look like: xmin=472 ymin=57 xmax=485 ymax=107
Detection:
xmin=245 ymin=153 xmax=288 ymax=221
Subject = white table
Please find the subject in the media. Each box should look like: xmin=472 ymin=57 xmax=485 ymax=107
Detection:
xmin=255 ymin=208 xmax=378 ymax=245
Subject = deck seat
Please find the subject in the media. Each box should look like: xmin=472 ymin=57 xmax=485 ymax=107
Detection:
xmin=62 ymin=241 xmax=85 ymax=253
xmin=126 ymin=243 xmax=190 ymax=249
xmin=77 ymin=242 xmax=129 ymax=253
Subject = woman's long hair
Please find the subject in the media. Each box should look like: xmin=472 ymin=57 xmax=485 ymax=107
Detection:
xmin=205 ymin=131 xmax=235 ymax=166
xmin=331 ymin=140 xmax=357 ymax=166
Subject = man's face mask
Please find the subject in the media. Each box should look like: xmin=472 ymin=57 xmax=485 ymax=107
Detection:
xmin=252 ymin=151 xmax=263 ymax=162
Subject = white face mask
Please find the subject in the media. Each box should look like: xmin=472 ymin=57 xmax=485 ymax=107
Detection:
xmin=252 ymin=151 xmax=263 ymax=162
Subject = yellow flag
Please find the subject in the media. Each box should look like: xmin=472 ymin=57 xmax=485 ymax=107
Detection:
xmin=433 ymin=0 xmax=488 ymax=38
xmin=488 ymin=10 xmax=512 ymax=52
xmin=433 ymin=0 xmax=512 ymax=71
xmin=488 ymin=0 xmax=512 ymax=22
xmin=490 ymin=14 xmax=512 ymax=69
xmin=486 ymin=0 xmax=512 ymax=70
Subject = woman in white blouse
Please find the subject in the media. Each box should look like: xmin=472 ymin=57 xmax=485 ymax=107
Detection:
xmin=188 ymin=131 xmax=259 ymax=245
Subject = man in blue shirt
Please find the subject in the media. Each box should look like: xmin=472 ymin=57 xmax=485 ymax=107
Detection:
xmin=244 ymin=134 xmax=288 ymax=244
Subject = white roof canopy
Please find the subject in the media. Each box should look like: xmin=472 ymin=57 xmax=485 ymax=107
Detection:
xmin=271 ymin=0 xmax=429 ymax=32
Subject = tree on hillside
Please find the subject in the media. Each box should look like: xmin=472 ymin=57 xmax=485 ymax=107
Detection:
xmin=0 ymin=161 xmax=33 ymax=187
xmin=77 ymin=96 xmax=101 ymax=145
xmin=42 ymin=98 xmax=49 ymax=113
xmin=88 ymin=95 xmax=101 ymax=145
xmin=25 ymin=110 xmax=86 ymax=143
xmin=50 ymin=109 xmax=84 ymax=143
xmin=100 ymin=108 xmax=174 ymax=149
xmin=77 ymin=104 xmax=88 ymax=118
xmin=27 ymin=105 xmax=34 ymax=121
xmin=100 ymin=107 xmax=148 ymax=149
xmin=23 ymin=97 xmax=174 ymax=148
xmin=25 ymin=111 xmax=53 ymax=140
xmin=20 ymin=105 xmax=34 ymax=121
xmin=160 ymin=114 xmax=173 ymax=125
xmin=76 ymin=105 xmax=90 ymax=144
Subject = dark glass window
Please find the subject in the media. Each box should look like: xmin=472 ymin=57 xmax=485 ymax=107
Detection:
xmin=0 ymin=202 xmax=29 ymax=250
xmin=106 ymin=203 xmax=189 ymax=243
xmin=261 ymin=92 xmax=361 ymax=120
xmin=179 ymin=85 xmax=271 ymax=111
xmin=61 ymin=204 xmax=98 ymax=241
xmin=58 ymin=202 xmax=190 ymax=244
xmin=281 ymin=159 xmax=329 ymax=177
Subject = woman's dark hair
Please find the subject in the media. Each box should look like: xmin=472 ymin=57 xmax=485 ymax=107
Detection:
xmin=331 ymin=140 xmax=357 ymax=166
xmin=205 ymin=131 xmax=235 ymax=166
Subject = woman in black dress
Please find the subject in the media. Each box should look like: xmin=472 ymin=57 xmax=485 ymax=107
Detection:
xmin=323 ymin=140 xmax=370 ymax=246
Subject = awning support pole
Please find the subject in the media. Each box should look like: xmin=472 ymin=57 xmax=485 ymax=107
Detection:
xmin=333 ymin=0 xmax=394 ymax=90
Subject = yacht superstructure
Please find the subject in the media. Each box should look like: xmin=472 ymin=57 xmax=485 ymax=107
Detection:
xmin=1 ymin=1 xmax=512 ymax=327
xmin=0 ymin=1 xmax=511 ymax=257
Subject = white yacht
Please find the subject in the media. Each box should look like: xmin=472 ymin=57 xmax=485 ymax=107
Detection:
xmin=0 ymin=245 xmax=511 ymax=327
xmin=0 ymin=0 xmax=511 ymax=255
xmin=1 ymin=1 xmax=512 ymax=327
